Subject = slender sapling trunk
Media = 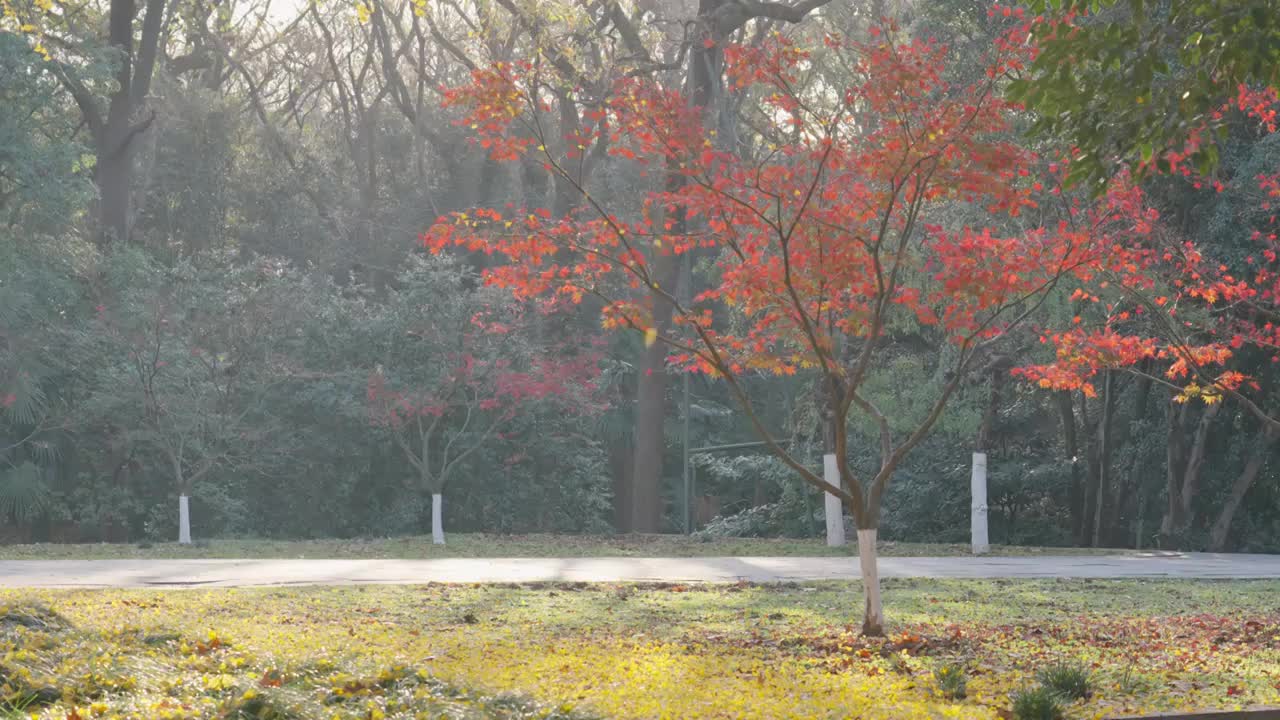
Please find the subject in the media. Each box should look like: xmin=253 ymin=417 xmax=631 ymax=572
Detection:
xmin=857 ymin=528 xmax=884 ymax=636
xmin=431 ymin=493 xmax=445 ymax=545
xmin=823 ymin=453 xmax=845 ymax=546
xmin=178 ymin=494 xmax=191 ymax=545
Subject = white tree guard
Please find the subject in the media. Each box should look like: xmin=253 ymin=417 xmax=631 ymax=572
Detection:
xmin=431 ymin=493 xmax=445 ymax=545
xmin=971 ymin=452 xmax=990 ymax=555
xmin=178 ymin=495 xmax=192 ymax=545
xmin=823 ymin=453 xmax=846 ymax=547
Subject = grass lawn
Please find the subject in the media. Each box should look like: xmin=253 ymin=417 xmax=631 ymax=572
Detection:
xmin=1 ymin=579 xmax=1276 ymax=719
xmin=0 ymin=533 xmax=1133 ymax=560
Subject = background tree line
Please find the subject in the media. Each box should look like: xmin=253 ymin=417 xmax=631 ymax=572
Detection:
xmin=1 ymin=0 xmax=1278 ymax=552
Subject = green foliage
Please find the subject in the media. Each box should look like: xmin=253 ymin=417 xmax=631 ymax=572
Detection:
xmin=0 ymin=33 xmax=94 ymax=233
xmin=1012 ymin=0 xmax=1280 ymax=188
xmin=1036 ymin=662 xmax=1092 ymax=701
xmin=0 ymin=462 xmax=51 ymax=523
xmin=691 ymin=453 xmax=821 ymax=538
xmin=1 ymin=0 xmax=1278 ymax=553
xmin=1010 ymin=685 xmax=1065 ymax=720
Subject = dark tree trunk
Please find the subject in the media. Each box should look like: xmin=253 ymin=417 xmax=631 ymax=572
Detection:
xmin=1160 ymin=397 xmax=1189 ymax=546
xmin=1178 ymin=401 xmax=1221 ymax=533
xmin=1080 ymin=393 xmax=1100 ymax=546
xmin=629 ymin=313 xmax=672 ymax=533
xmin=609 ymin=440 xmax=634 ymax=532
xmin=1057 ymin=392 xmax=1084 ymax=545
xmin=1092 ymin=370 xmax=1115 ymax=547
xmin=1208 ymin=424 xmax=1277 ymax=551
xmin=976 ymin=368 xmax=1000 ymax=453
xmin=96 ymin=150 xmax=133 ymax=245
xmin=86 ymin=0 xmax=166 ymax=246
xmin=1104 ymin=372 xmax=1151 ymax=545
xmin=625 ymin=0 xmax=726 ymax=534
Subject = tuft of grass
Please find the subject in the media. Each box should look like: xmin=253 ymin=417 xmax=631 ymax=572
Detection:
xmin=1011 ymin=685 xmax=1066 ymax=720
xmin=217 ymin=687 xmax=303 ymax=720
xmin=932 ymin=661 xmax=967 ymax=700
xmin=1037 ymin=661 xmax=1092 ymax=701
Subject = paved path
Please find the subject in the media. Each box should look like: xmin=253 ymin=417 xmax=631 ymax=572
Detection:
xmin=0 ymin=552 xmax=1278 ymax=588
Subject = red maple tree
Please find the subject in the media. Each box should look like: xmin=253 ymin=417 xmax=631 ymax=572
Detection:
xmin=366 ymin=273 xmax=603 ymax=545
xmin=425 ymin=21 xmax=1093 ymax=634
xmin=1013 ymin=87 xmax=1280 ymax=549
xmin=1018 ymin=88 xmax=1280 ymax=421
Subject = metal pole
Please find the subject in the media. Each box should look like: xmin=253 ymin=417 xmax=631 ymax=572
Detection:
xmin=688 ymin=439 xmax=792 ymax=453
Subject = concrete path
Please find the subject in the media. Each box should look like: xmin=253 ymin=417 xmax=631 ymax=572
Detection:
xmin=0 ymin=552 xmax=1278 ymax=588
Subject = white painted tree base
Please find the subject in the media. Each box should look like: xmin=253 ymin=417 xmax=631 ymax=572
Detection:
xmin=971 ymin=452 xmax=990 ymax=555
xmin=823 ymin=453 xmax=845 ymax=547
xmin=857 ymin=528 xmax=884 ymax=634
xmin=178 ymin=495 xmax=191 ymax=545
xmin=431 ymin=493 xmax=445 ymax=545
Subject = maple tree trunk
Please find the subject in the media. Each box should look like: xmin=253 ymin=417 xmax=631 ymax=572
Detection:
xmin=1208 ymin=426 xmax=1277 ymax=552
xmin=821 ymin=380 xmax=846 ymax=546
xmin=857 ymin=528 xmax=884 ymax=636
xmin=431 ymin=493 xmax=445 ymax=545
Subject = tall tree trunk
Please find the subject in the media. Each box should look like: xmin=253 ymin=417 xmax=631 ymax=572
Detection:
xmin=1104 ymin=372 xmax=1152 ymax=546
xmin=626 ymin=0 xmax=726 ymax=534
xmin=89 ymin=0 xmax=166 ymax=246
xmin=1057 ymin=392 xmax=1084 ymax=545
xmin=609 ymin=440 xmax=635 ymax=532
xmin=629 ymin=259 xmax=675 ymax=532
xmin=1092 ymin=370 xmax=1115 ymax=547
xmin=1080 ymin=393 xmax=1100 ymax=546
xmin=96 ymin=151 xmax=133 ymax=245
xmin=1178 ymin=401 xmax=1221 ymax=534
xmin=1208 ymin=425 xmax=1276 ymax=551
xmin=1160 ymin=396 xmax=1188 ymax=545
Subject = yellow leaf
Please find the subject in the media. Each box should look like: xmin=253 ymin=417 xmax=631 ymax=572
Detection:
xmin=644 ymin=328 xmax=657 ymax=348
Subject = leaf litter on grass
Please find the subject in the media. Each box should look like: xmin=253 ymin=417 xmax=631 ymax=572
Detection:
xmin=0 ymin=580 xmax=1277 ymax=719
